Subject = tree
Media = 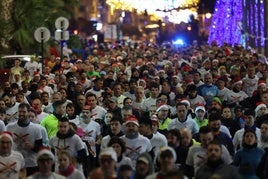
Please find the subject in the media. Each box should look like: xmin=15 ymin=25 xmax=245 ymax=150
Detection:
xmin=1 ymin=0 xmax=13 ymax=50
xmin=208 ymin=0 xmax=243 ymax=46
xmin=0 ymin=0 xmax=80 ymax=54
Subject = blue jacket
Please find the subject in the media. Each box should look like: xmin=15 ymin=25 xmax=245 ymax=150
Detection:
xmin=198 ymin=84 xmax=218 ymax=106
xmin=233 ymin=146 xmax=264 ymax=179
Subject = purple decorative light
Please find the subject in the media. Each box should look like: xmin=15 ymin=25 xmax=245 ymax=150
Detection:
xmin=208 ymin=0 xmax=243 ymax=46
xmin=208 ymin=0 xmax=264 ymax=47
xmin=251 ymin=2 xmax=265 ymax=46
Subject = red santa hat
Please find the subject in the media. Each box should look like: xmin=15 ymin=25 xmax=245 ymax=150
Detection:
xmin=158 ymin=69 xmax=165 ymax=74
xmin=182 ymin=65 xmax=192 ymax=72
xmin=255 ymin=102 xmax=267 ymax=115
xmin=124 ymin=115 xmax=139 ymax=127
xmin=191 ymin=56 xmax=197 ymax=61
xmin=76 ymin=59 xmax=83 ymax=63
xmin=34 ymin=71 xmax=40 ymax=77
xmin=258 ymin=80 xmax=266 ymax=87
xmin=138 ymin=79 xmax=146 ymax=84
xmin=185 ymin=79 xmax=194 ymax=86
xmin=156 ymin=104 xmax=169 ymax=113
xmin=0 ymin=131 xmax=13 ymax=145
xmin=180 ymin=99 xmax=190 ymax=107
xmin=146 ymin=62 xmax=154 ymax=66
xmin=172 ymin=75 xmax=179 ymax=79
xmin=151 ymin=115 xmax=158 ymax=122
xmin=212 ymin=59 xmax=219 ymax=63
xmin=151 ymin=115 xmax=159 ymax=126
xmin=195 ymin=105 xmax=206 ymax=113
xmin=232 ymin=76 xmax=243 ymax=87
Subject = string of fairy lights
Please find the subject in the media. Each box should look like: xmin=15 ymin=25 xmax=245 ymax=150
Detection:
xmin=208 ymin=0 xmax=265 ymax=47
xmin=106 ymin=0 xmax=199 ymax=24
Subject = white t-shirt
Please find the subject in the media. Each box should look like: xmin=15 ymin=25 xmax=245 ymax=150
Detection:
xmin=218 ymin=87 xmax=231 ymax=102
xmin=101 ymin=135 xmax=111 ymax=150
xmin=7 ymin=122 xmax=42 ymax=167
xmin=0 ymin=120 xmax=6 ymax=132
xmin=57 ymin=168 xmax=85 ymax=179
xmin=121 ymin=134 xmax=152 ymax=168
xmin=33 ymin=123 xmax=49 ymax=146
xmin=186 ymin=144 xmax=232 ymax=174
xmin=6 ymin=102 xmax=20 ymax=123
xmin=86 ymin=89 xmax=104 ymax=101
xmin=50 ymin=134 xmax=85 ymax=159
xmin=0 ymin=150 xmax=25 ymax=179
xmin=91 ymin=106 xmax=107 ymax=120
xmin=188 ymin=95 xmax=206 ymax=109
xmin=132 ymin=99 xmax=145 ymax=112
xmin=142 ymin=97 xmax=157 ymax=112
xmin=168 ymin=117 xmax=199 ymax=134
xmin=242 ymin=75 xmax=259 ymax=97
xmin=27 ymin=172 xmax=66 ymax=179
xmin=36 ymin=111 xmax=49 ymax=124
xmin=78 ymin=120 xmax=101 ymax=157
xmin=227 ymin=90 xmax=248 ymax=105
xmin=233 ymin=128 xmax=261 ymax=150
xmin=24 ymin=61 xmax=39 ymax=76
xmin=149 ymin=133 xmax=168 ymax=161
xmin=68 ymin=115 xmax=80 ymax=126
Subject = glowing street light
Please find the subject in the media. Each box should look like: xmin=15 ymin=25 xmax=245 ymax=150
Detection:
xmin=205 ymin=13 xmax=212 ymax=19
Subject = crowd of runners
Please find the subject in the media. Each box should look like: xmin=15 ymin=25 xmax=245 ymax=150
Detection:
xmin=0 ymin=40 xmax=268 ymax=178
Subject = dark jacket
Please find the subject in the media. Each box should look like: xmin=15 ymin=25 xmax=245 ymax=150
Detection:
xmin=195 ymin=160 xmax=241 ymax=179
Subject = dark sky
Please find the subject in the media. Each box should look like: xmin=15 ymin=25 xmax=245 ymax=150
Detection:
xmin=198 ymin=0 xmax=217 ymax=13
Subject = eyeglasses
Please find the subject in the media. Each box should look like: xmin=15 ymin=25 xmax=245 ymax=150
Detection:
xmin=100 ymin=158 xmax=113 ymax=164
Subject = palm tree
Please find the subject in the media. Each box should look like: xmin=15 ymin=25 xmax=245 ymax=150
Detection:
xmin=0 ymin=0 xmax=80 ymax=54
xmin=1 ymin=0 xmax=14 ymax=51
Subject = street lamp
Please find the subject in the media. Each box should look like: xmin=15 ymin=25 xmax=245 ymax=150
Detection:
xmin=205 ymin=13 xmax=212 ymax=19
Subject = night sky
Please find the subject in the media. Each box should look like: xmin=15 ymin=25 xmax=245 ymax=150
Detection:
xmin=198 ymin=0 xmax=217 ymax=13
